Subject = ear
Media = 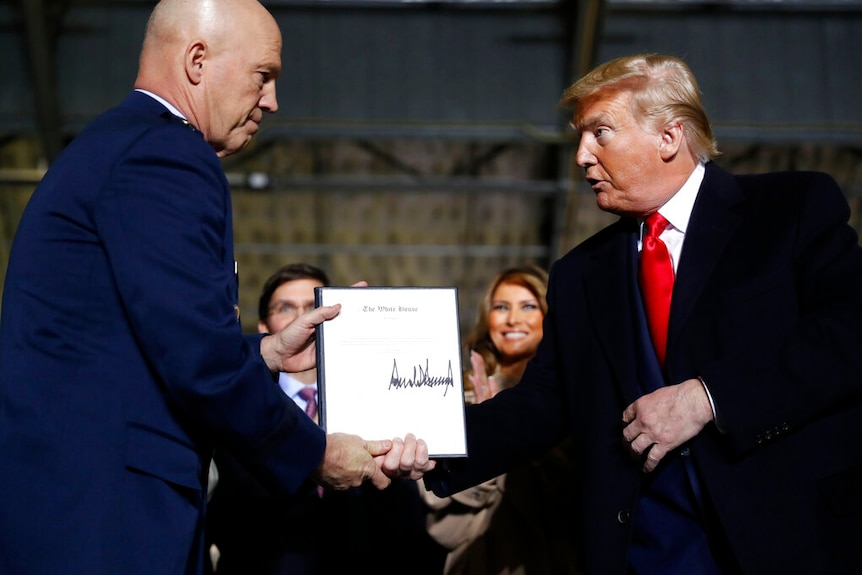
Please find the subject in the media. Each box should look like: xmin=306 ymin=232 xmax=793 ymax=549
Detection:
xmin=184 ymin=41 xmax=207 ymax=85
xmin=658 ymin=122 xmax=684 ymax=161
xmin=257 ymin=320 xmax=269 ymax=334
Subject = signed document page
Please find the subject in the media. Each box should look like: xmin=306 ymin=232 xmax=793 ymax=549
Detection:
xmin=315 ymin=286 xmax=467 ymax=458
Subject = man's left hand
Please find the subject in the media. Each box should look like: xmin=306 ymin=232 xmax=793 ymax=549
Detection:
xmin=622 ymin=378 xmax=714 ymax=472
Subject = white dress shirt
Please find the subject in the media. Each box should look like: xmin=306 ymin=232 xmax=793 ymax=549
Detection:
xmin=638 ymin=162 xmax=706 ymax=273
xmin=277 ymin=372 xmax=317 ymax=411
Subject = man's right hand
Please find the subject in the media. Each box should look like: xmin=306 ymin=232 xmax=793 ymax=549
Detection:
xmin=315 ymin=432 xmax=437 ymax=490
xmin=259 ymin=304 xmax=342 ymax=374
xmin=316 ymin=433 xmax=393 ymax=490
xmin=379 ymin=432 xmax=436 ymax=481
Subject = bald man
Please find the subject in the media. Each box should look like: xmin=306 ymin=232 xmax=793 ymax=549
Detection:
xmin=0 ymin=1 xmax=432 ymax=574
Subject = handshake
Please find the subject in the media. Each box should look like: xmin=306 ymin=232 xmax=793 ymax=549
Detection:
xmin=315 ymin=432 xmax=435 ymax=490
xmin=262 ymin=297 xmax=438 ymax=491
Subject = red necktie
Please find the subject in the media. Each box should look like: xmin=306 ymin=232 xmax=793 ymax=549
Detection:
xmin=639 ymin=212 xmax=674 ymax=367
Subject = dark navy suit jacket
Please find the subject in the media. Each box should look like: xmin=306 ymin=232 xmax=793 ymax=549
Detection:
xmin=427 ymin=162 xmax=862 ymax=574
xmin=0 ymin=91 xmax=325 ymax=575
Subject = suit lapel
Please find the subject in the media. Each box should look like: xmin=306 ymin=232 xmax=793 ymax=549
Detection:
xmin=669 ymin=163 xmax=744 ymax=346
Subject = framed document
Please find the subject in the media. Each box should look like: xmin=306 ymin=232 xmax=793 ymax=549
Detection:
xmin=314 ymin=286 xmax=467 ymax=458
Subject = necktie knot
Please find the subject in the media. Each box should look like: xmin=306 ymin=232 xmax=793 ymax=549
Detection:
xmin=298 ymin=387 xmax=318 ymax=420
xmin=644 ymin=212 xmax=670 ymax=240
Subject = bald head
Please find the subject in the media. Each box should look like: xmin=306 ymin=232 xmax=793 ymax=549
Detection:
xmin=141 ymin=0 xmax=246 ymax=55
xmin=136 ymin=0 xmax=282 ymax=156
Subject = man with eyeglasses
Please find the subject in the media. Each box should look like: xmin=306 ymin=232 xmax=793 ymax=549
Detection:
xmin=256 ymin=262 xmax=331 ymax=418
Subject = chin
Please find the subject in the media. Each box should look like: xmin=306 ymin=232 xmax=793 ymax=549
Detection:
xmin=596 ymin=196 xmax=625 ymax=216
xmin=595 ymin=193 xmax=614 ymax=210
xmin=226 ymin=138 xmax=253 ymax=156
xmin=501 ymin=346 xmax=529 ymax=358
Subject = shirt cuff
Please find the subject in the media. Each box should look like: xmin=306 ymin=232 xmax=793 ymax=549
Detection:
xmin=698 ymin=376 xmax=725 ymax=433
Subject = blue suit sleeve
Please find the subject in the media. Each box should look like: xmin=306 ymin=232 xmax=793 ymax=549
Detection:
xmin=93 ymin=123 xmax=324 ymax=493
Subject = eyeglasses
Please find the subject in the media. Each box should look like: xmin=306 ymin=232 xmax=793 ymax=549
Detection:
xmin=268 ymin=301 xmax=315 ymax=317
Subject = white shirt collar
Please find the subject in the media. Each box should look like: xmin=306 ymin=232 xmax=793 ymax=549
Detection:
xmin=638 ymin=163 xmax=705 ymax=272
xmin=135 ymin=89 xmax=187 ymax=121
xmin=656 ymin=162 xmax=705 ymax=235
xmin=277 ymin=372 xmax=316 ymax=403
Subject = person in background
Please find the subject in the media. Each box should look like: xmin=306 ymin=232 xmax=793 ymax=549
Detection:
xmin=423 ymin=265 xmax=580 ymax=575
xmin=422 ymin=53 xmax=862 ymax=574
xmin=207 ymin=263 xmax=447 ymax=575
xmin=0 ymin=2 xmax=431 ymax=574
xmin=467 ymin=265 xmax=551 ymax=397
xmin=257 ymin=263 xmax=330 ymax=422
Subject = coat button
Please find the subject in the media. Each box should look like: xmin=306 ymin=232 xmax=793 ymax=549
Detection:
xmin=617 ymin=509 xmax=631 ymax=524
xmin=679 ymin=447 xmax=690 ymax=457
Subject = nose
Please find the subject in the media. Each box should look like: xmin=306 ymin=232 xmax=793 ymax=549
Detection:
xmin=505 ymin=309 xmax=521 ymax=324
xmin=260 ymin=82 xmax=278 ymax=114
xmin=575 ymin=135 xmax=595 ymax=168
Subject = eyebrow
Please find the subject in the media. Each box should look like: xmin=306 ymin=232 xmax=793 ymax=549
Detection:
xmin=492 ymin=298 xmax=540 ymax=306
xmin=573 ymin=110 xmax=612 ymax=132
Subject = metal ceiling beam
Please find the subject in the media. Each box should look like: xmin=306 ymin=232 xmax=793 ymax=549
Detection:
xmin=17 ymin=0 xmax=63 ymax=164
xmin=548 ymin=0 xmax=607 ymax=261
xmin=571 ymin=0 xmax=606 ymax=80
